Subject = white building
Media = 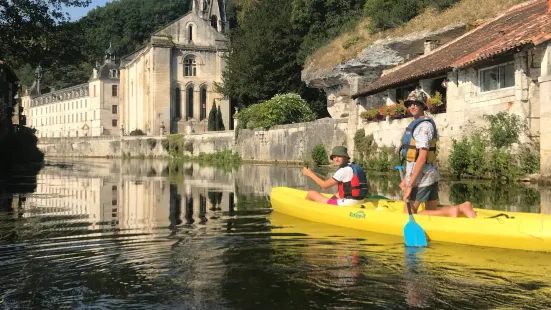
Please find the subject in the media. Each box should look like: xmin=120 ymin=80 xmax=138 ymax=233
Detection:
xmin=21 ymin=46 xmax=121 ymax=138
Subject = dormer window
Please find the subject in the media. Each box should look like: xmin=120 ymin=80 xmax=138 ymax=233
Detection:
xmin=110 ymin=69 xmax=118 ymax=78
xmin=184 ymin=56 xmax=197 ymax=76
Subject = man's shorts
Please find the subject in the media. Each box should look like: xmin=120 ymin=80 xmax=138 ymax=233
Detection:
xmin=410 ymin=182 xmax=439 ymax=202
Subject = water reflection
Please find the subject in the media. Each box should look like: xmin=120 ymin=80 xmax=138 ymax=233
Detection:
xmin=0 ymin=158 xmax=550 ymax=309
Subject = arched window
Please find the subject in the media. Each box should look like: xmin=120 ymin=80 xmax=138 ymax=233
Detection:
xmin=186 ymin=86 xmax=194 ymax=120
xmin=210 ymin=15 xmax=218 ymax=29
xmin=175 ymin=88 xmax=181 ymax=119
xmin=184 ymin=56 xmax=196 ymax=77
xmin=200 ymin=86 xmax=207 ymax=120
xmin=188 ymin=25 xmax=193 ymax=41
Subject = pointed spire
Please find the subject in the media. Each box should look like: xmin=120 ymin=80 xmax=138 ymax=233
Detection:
xmin=105 ymin=42 xmax=116 ymax=62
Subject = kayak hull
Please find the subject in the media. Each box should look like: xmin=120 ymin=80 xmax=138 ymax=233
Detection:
xmin=269 ymin=187 xmax=551 ymax=252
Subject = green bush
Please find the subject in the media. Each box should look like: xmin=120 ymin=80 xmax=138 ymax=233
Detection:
xmin=342 ymin=36 xmax=361 ymax=49
xmin=353 ymin=129 xmax=376 ymax=161
xmin=129 ymin=129 xmax=145 ymax=136
xmin=448 ymin=112 xmax=538 ymax=180
xmin=166 ymin=134 xmax=183 ymax=157
xmin=208 ymin=100 xmax=218 ymax=131
xmin=235 ymin=93 xmax=315 ymax=130
xmin=469 ymin=135 xmax=488 ymax=177
xmin=449 ymin=137 xmax=471 ymax=177
xmin=364 ymin=0 xmax=461 ymax=31
xmin=363 ymin=147 xmax=400 ymax=172
xmin=311 ymin=144 xmax=329 ymax=166
xmin=519 ymin=143 xmax=540 ymax=175
xmin=490 ymin=150 xmax=516 ymax=181
xmin=483 ymin=112 xmax=525 ymax=149
xmin=215 ymin=104 xmax=225 ymax=131
xmin=364 ymin=0 xmax=420 ymax=31
xmin=197 ymin=149 xmax=241 ymax=165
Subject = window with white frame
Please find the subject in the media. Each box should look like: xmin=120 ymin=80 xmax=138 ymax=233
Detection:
xmin=479 ymin=62 xmax=515 ymax=92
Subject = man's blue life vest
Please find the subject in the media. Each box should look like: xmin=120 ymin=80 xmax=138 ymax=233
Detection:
xmin=401 ymin=117 xmax=438 ymax=163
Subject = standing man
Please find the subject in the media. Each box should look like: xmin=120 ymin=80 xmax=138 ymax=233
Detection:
xmin=400 ymin=89 xmax=476 ymax=218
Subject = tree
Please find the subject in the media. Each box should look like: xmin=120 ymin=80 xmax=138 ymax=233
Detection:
xmin=215 ymin=105 xmax=225 ymax=131
xmin=217 ymin=0 xmax=329 ymax=118
xmin=0 ymin=0 xmax=91 ymax=67
xmin=291 ymin=0 xmax=367 ymax=63
xmin=208 ymin=101 xmax=218 ymax=131
xmin=217 ymin=0 xmax=304 ymax=107
xmin=10 ymin=0 xmax=193 ymax=90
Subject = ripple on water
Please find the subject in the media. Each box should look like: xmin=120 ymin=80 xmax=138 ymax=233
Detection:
xmin=1 ymin=160 xmax=551 ymax=309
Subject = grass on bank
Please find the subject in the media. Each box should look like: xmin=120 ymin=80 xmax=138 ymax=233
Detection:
xmin=303 ymin=0 xmax=527 ymax=74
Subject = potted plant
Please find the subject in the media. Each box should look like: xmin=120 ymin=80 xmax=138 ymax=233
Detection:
xmin=426 ymin=91 xmax=446 ymax=114
xmin=389 ymin=101 xmax=409 ymax=119
xmin=379 ymin=105 xmax=390 ymax=120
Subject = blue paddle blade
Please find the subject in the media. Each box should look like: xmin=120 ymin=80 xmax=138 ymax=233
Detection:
xmin=404 ymin=215 xmax=428 ymax=247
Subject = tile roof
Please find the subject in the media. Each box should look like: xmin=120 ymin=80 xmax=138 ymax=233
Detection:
xmin=352 ymin=0 xmax=551 ymax=99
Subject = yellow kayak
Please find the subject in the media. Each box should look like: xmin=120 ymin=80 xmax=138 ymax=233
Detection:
xmin=270 ymin=211 xmax=551 ymax=276
xmin=269 ymin=187 xmax=551 ymax=252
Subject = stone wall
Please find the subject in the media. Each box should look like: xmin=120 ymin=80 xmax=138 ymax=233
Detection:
xmin=38 ymin=136 xmax=168 ymax=158
xmin=182 ymin=131 xmax=235 ymax=155
xmin=235 ymin=118 xmax=348 ymax=163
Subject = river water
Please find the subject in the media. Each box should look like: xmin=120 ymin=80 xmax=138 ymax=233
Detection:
xmin=1 ymin=158 xmax=550 ymax=309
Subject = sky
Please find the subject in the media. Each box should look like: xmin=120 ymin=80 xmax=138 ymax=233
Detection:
xmin=63 ymin=0 xmax=114 ymax=21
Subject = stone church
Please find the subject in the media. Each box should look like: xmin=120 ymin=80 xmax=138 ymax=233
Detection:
xmin=120 ymin=0 xmax=231 ymax=135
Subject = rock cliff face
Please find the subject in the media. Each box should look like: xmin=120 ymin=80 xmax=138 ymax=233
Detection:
xmin=302 ymin=24 xmax=467 ymax=119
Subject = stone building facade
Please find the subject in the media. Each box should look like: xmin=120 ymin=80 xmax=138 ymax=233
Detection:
xmin=119 ymin=0 xmax=231 ymax=136
xmin=349 ymin=0 xmax=551 ymax=172
xmin=20 ymin=46 xmax=121 ymax=138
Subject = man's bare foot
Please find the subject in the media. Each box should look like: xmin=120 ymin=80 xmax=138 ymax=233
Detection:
xmin=458 ymin=201 xmax=476 ymax=218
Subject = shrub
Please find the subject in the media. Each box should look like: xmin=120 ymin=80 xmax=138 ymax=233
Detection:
xmin=342 ymin=36 xmax=361 ymax=49
xmin=365 ymin=147 xmax=400 ymax=172
xmin=167 ymin=134 xmax=183 ymax=157
xmin=449 ymin=137 xmax=471 ymax=178
xmin=311 ymin=144 xmax=329 ymax=166
xmin=353 ymin=130 xmax=376 ymax=160
xmin=448 ymin=112 xmax=538 ymax=180
xmin=236 ymin=93 xmax=315 ymax=130
xmin=483 ymin=111 xmax=525 ymax=149
xmin=519 ymin=143 xmax=540 ymax=175
xmin=364 ymin=0 xmax=420 ymax=31
xmin=468 ymin=135 xmax=488 ymax=177
xmin=489 ymin=150 xmax=516 ymax=181
xmin=215 ymin=104 xmax=225 ymax=130
xmin=208 ymin=100 xmax=218 ymax=131
xmin=129 ymin=129 xmax=145 ymax=136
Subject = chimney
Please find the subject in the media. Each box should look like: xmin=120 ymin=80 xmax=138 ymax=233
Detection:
xmin=424 ymin=39 xmax=439 ymax=54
